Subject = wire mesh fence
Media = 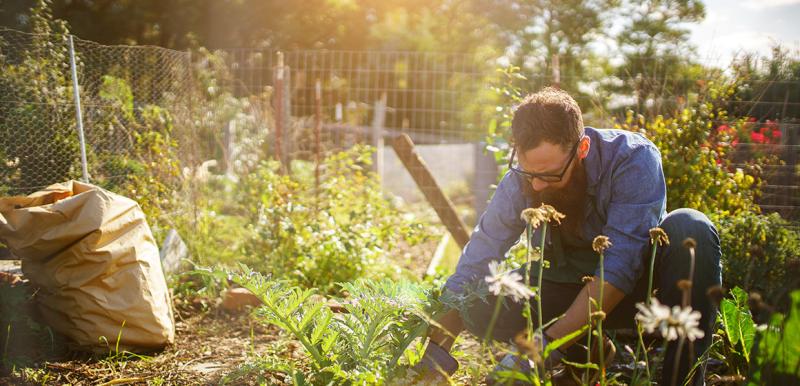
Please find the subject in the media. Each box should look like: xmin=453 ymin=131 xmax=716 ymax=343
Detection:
xmin=0 ymin=28 xmax=194 ymax=196
xmin=1 ymin=27 xmax=798 ymax=229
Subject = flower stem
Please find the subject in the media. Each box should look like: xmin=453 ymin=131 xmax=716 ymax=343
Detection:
xmin=598 ymin=251 xmax=606 ymax=386
xmin=671 ymin=336 xmax=686 ymax=386
xmin=524 ymin=223 xmax=534 ymax=339
xmin=484 ymin=294 xmax=505 ymax=345
xmin=646 ymin=241 xmax=658 ymax=306
xmin=536 ymin=223 xmax=548 ymax=335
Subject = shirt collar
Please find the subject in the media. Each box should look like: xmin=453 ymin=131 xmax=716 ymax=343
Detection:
xmin=583 ymin=127 xmax=603 ymax=197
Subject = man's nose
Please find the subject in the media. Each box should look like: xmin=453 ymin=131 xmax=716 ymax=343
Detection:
xmin=531 ymin=178 xmax=549 ymax=192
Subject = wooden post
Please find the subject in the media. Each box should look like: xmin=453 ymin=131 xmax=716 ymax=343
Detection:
xmin=391 ymin=134 xmax=471 ymax=249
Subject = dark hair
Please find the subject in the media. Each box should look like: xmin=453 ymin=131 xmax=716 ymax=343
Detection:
xmin=511 ymin=87 xmax=584 ymax=151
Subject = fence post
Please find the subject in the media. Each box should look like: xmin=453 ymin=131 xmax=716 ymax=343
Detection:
xmin=314 ymin=79 xmax=322 ymax=194
xmin=371 ymin=92 xmax=387 ymax=184
xmin=68 ymin=35 xmax=89 ymax=183
xmin=274 ymin=52 xmax=285 ymax=173
xmin=473 ymin=142 xmax=497 ymax=221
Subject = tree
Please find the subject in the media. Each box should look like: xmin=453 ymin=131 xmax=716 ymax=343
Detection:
xmin=470 ymin=0 xmax=619 ymax=108
xmin=612 ymin=0 xmax=706 ymax=116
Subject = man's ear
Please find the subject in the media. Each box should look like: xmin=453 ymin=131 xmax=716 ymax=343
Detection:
xmin=578 ymin=136 xmax=591 ymax=159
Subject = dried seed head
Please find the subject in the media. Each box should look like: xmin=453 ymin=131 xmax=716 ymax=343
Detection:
xmin=677 ymin=280 xmax=693 ymax=291
xmin=540 ymin=204 xmax=566 ymax=225
xmin=649 ymin=227 xmax=670 ymax=246
xmin=591 ymin=310 xmax=607 ymax=322
xmin=682 ymin=237 xmax=697 ymax=250
xmin=520 ymin=204 xmax=565 ymax=228
xmin=581 ymin=276 xmax=595 ymax=284
xmin=592 ymin=235 xmax=612 ymax=253
xmin=514 ymin=330 xmax=542 ymax=363
xmin=521 ymin=208 xmax=546 ymax=228
xmin=706 ymin=285 xmax=725 ymax=305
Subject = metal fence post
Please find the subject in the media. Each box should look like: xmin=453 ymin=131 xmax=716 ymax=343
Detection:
xmin=371 ymin=92 xmax=387 ymax=184
xmin=68 ymin=35 xmax=89 ymax=183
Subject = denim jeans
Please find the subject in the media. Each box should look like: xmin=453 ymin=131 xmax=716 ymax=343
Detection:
xmin=461 ymin=208 xmax=722 ymax=386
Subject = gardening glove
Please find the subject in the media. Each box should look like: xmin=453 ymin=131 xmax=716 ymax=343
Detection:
xmin=411 ymin=341 xmax=459 ymax=380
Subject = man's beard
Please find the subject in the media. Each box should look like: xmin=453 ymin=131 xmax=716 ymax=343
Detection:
xmin=531 ymin=161 xmax=588 ymax=239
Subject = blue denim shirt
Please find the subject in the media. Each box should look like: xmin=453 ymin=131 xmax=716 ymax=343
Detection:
xmin=445 ymin=127 xmax=667 ymax=295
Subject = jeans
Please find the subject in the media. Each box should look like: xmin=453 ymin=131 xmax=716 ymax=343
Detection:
xmin=461 ymin=208 xmax=722 ymax=386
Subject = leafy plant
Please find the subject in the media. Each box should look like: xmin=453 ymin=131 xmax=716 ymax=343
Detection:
xmin=239 ymin=146 xmax=427 ymax=294
xmin=748 ymin=290 xmax=800 ymax=384
xmin=713 ymin=211 xmax=800 ymax=307
xmin=212 ymin=265 xmax=441 ymax=384
xmin=614 ymin=99 xmax=762 ymax=217
xmin=716 ymin=287 xmax=757 ymax=376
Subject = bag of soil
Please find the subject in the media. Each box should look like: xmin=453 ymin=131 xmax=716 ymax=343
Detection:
xmin=0 ymin=181 xmax=174 ymax=351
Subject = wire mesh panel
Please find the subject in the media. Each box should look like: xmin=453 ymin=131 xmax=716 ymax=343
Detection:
xmin=223 ymin=49 xmax=492 ymax=143
xmin=0 ymin=29 xmax=82 ymax=195
xmin=72 ymin=37 xmax=192 ymax=188
xmin=0 ymin=28 xmax=193 ymax=196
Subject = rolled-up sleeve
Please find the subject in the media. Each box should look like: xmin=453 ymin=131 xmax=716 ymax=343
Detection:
xmin=444 ymin=171 xmax=528 ymax=294
xmin=595 ymin=145 xmax=666 ymax=295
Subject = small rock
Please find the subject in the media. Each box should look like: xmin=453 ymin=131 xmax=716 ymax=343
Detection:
xmin=221 ymin=287 xmax=262 ymax=312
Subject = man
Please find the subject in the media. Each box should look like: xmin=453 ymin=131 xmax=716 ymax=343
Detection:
xmin=414 ymin=88 xmax=721 ymax=385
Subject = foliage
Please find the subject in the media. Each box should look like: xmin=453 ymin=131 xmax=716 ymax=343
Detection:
xmin=708 ymin=286 xmax=757 ymax=380
xmin=0 ymin=0 xmax=81 ymax=192
xmin=748 ymin=290 xmax=800 ymax=384
xmin=612 ymin=0 xmax=706 ymax=115
xmin=713 ymin=211 xmax=800 ymax=307
xmin=0 ymin=280 xmax=58 ymax=371
xmin=614 ymin=91 xmax=763 ymax=216
xmin=238 ymin=145 xmax=427 ymax=294
xmin=215 ymin=266 xmax=442 ymax=385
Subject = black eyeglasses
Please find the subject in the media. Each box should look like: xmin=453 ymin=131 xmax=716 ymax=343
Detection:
xmin=508 ymin=138 xmax=582 ymax=183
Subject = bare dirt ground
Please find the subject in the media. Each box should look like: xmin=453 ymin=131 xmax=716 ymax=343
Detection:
xmin=1 ymin=293 xmax=293 ymax=386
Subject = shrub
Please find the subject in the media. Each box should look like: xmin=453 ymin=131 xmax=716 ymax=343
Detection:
xmin=614 ymin=97 xmax=763 ymax=216
xmin=239 ymin=145 xmax=428 ymax=294
xmin=713 ymin=211 xmax=800 ymax=308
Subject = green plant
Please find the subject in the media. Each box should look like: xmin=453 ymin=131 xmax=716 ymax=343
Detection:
xmin=713 ymin=211 xmax=800 ymax=307
xmin=0 ymin=0 xmax=82 ymax=192
xmin=239 ymin=146 xmax=427 ymax=294
xmin=213 ymin=265 xmax=441 ymax=384
xmin=614 ymin=102 xmax=762 ymax=217
xmin=748 ymin=290 xmax=800 ymax=384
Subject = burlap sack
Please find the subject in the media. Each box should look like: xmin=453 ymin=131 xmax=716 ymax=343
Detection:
xmin=0 ymin=181 xmax=174 ymax=351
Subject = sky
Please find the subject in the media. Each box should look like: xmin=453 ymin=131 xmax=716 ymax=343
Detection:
xmin=687 ymin=0 xmax=800 ymax=67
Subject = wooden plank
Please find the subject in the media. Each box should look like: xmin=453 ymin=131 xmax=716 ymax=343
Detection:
xmin=391 ymin=134 xmax=471 ymax=249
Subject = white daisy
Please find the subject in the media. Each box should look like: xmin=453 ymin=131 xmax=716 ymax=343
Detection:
xmin=635 ymin=298 xmax=705 ymax=341
xmin=485 ymin=261 xmax=536 ymax=302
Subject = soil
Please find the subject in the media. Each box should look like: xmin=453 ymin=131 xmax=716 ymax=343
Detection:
xmin=0 ymin=287 xmax=292 ymax=386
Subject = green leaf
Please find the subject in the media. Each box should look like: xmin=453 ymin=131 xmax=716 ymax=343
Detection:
xmin=748 ymin=290 xmax=800 ymax=384
xmin=543 ymin=325 xmax=589 ymax=360
xmin=721 ymin=287 xmax=756 ymax=362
